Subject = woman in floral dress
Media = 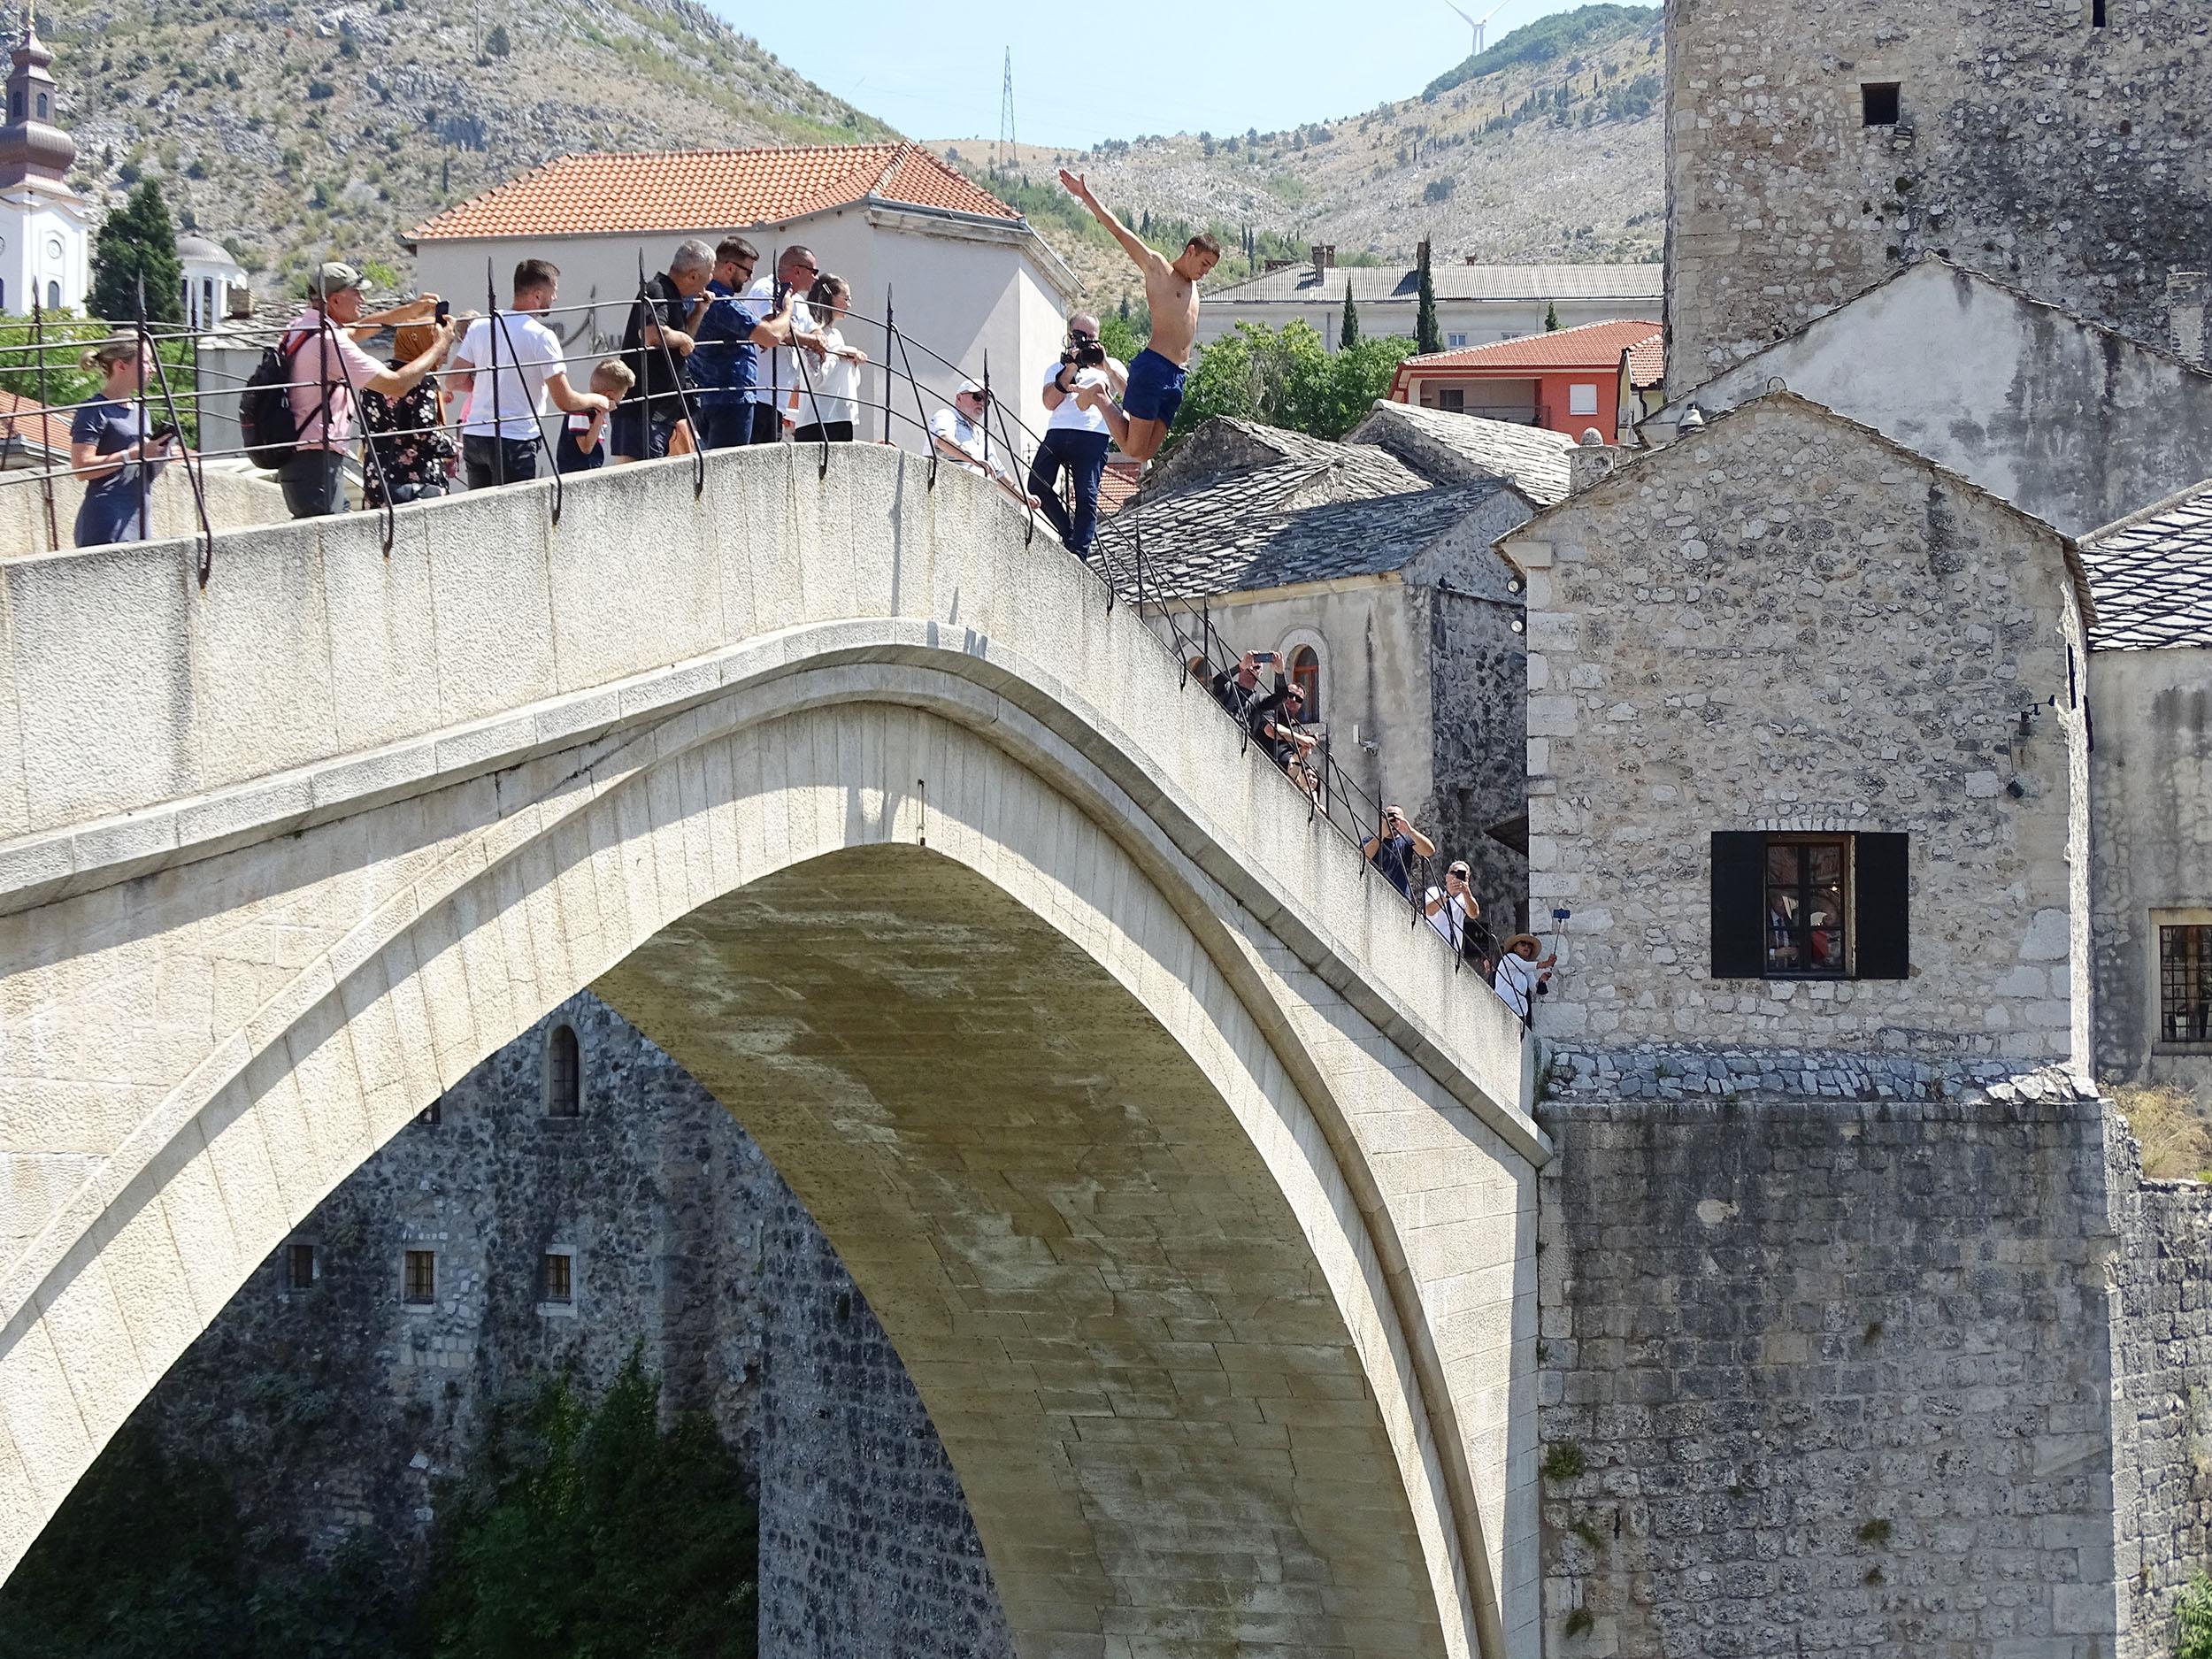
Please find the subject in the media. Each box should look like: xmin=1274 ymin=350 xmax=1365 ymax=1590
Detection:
xmin=358 ymin=322 xmax=457 ymax=505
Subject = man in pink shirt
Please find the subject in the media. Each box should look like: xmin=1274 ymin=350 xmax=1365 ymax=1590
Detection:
xmin=277 ymin=261 xmax=456 ymax=518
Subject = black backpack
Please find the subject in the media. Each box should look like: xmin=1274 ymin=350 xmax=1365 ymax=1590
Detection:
xmin=238 ymin=329 xmax=324 ymax=471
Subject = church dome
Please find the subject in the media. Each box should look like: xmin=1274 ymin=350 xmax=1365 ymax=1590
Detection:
xmin=0 ymin=18 xmax=74 ymax=188
xmin=177 ymin=234 xmax=236 ymax=265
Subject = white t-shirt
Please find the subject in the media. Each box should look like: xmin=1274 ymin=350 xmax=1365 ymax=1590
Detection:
xmin=928 ymin=405 xmax=1014 ymax=481
xmin=1494 ymin=951 xmax=1537 ymax=1019
xmin=457 ymin=311 xmax=567 ymax=442
xmin=1424 ymin=887 xmax=1474 ymax=952
xmin=741 ymin=274 xmax=815 ymax=418
xmin=797 ymin=326 xmax=862 ymax=429
xmin=1042 ymin=355 xmax=1126 ymax=436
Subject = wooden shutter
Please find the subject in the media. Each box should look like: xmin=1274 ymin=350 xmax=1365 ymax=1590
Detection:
xmin=1854 ymin=833 xmax=1910 ymax=979
xmin=1710 ymin=832 xmax=1765 ymax=978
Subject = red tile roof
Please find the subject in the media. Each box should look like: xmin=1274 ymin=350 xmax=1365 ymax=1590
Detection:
xmin=1626 ymin=329 xmax=1665 ymax=388
xmin=0 ymin=389 xmax=70 ymax=458
xmin=410 ymin=142 xmax=1019 ymax=242
xmin=1400 ymin=318 xmax=1664 ymax=375
xmin=1097 ymin=457 xmax=1142 ymax=517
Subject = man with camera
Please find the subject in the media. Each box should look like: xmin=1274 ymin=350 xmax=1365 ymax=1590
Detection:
xmin=1363 ymin=804 xmax=1435 ymax=901
xmin=1424 ymin=860 xmax=1496 ymax=975
xmin=1029 ymin=311 xmax=1125 ymax=558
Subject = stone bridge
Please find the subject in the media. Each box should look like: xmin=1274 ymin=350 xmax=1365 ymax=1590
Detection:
xmin=0 ymin=447 xmax=1545 ymax=1658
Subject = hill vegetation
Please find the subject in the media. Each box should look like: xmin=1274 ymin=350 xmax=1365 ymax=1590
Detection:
xmin=1425 ymin=3 xmax=1661 ymax=97
xmin=43 ymin=0 xmax=888 ymax=298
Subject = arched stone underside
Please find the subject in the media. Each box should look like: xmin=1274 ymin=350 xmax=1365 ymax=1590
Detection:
xmin=0 ymin=660 xmax=1540 ymax=1655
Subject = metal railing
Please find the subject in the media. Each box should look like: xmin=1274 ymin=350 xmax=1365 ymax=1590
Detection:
xmin=0 ymin=283 xmax=1532 ymax=1024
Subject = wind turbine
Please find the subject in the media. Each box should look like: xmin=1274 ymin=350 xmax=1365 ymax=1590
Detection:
xmin=1445 ymin=0 xmax=1513 ymax=57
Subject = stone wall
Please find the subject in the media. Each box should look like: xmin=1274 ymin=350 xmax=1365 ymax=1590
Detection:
xmin=137 ymin=992 xmax=1011 ymax=1657
xmin=1665 ymin=0 xmax=2212 ymax=395
xmin=1426 ymin=583 xmax=1531 ymax=929
xmin=2108 ymin=1112 xmax=2212 ymax=1656
xmin=2088 ymin=647 xmax=2212 ymax=1095
xmin=1504 ymin=394 xmax=2085 ymax=1068
xmin=1535 ymin=1094 xmax=2130 ymax=1656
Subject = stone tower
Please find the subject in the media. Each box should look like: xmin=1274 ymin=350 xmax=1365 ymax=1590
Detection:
xmin=1664 ymin=0 xmax=2212 ymax=396
xmin=0 ymin=5 xmax=88 ymax=314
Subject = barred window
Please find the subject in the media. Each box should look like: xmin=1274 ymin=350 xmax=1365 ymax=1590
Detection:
xmin=2160 ymin=924 xmax=2211 ymax=1047
xmin=287 ymin=1242 xmax=316 ymax=1292
xmin=541 ymin=1252 xmax=572 ymax=1305
xmin=545 ymin=1024 xmax=581 ymax=1118
xmin=403 ymin=1249 xmax=436 ymax=1305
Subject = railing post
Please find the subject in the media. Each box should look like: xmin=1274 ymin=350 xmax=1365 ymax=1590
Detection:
xmin=30 ymin=298 xmax=57 ymax=552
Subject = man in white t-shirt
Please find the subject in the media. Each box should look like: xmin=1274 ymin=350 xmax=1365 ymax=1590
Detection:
xmin=929 ymin=381 xmax=1034 ymax=507
xmin=741 ymin=244 xmax=831 ymax=443
xmin=1029 ymin=311 xmax=1126 ymax=558
xmin=445 ymin=257 xmax=611 ymax=488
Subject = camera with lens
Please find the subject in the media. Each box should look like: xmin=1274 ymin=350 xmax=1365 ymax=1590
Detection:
xmin=1062 ymin=331 xmax=1107 ymax=370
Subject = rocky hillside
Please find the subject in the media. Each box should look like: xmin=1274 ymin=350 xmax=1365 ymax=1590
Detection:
xmin=48 ymin=0 xmax=889 ymax=296
xmin=936 ymin=4 xmax=1663 ymax=307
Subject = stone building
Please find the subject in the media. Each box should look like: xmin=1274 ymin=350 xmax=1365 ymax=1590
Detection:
xmin=2079 ymin=483 xmax=2212 ymax=1097
xmin=1502 ymin=389 xmax=2088 ymax=1089
xmin=139 ymin=993 xmax=1012 ymax=1659
xmin=1665 ymin=0 xmax=2212 ymax=395
xmin=1646 ymin=258 xmax=2212 ymax=540
xmin=1102 ymin=414 xmax=1537 ymax=916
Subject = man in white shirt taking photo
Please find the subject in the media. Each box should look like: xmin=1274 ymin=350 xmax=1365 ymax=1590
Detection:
xmin=1030 ymin=312 xmax=1125 ymax=559
xmin=446 ymin=257 xmax=612 ymax=488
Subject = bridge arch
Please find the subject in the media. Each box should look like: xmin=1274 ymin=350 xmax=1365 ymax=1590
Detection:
xmin=0 ymin=449 xmax=1542 ymax=1655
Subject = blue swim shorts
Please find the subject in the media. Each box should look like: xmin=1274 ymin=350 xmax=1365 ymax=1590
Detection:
xmin=1123 ymin=346 xmax=1188 ymax=427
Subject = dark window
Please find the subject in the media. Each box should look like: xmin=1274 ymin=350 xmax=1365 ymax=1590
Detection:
xmin=9 ymin=91 xmax=20 ymax=120
xmin=545 ymin=1024 xmax=580 ymax=1118
xmin=35 ymin=93 xmax=45 ymax=119
xmin=403 ymin=1249 xmax=435 ymax=1304
xmin=1437 ymin=388 xmax=1467 ymax=413
xmin=1862 ymin=82 xmax=1901 ymax=127
xmin=287 ymin=1242 xmax=316 ymax=1291
xmin=1288 ymin=646 xmax=1322 ymax=720
xmin=45 ymin=280 xmax=57 ymax=311
xmin=1711 ymin=831 xmax=1909 ymax=979
xmin=2161 ymin=925 xmax=2211 ymax=1045
xmin=541 ymin=1253 xmax=572 ymax=1304
xmin=2092 ymin=0 xmax=2108 ymax=25
xmin=418 ymin=1096 xmax=442 ymax=1126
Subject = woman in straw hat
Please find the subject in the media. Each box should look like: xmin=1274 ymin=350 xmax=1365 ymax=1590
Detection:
xmin=1494 ymin=933 xmax=1556 ymax=1022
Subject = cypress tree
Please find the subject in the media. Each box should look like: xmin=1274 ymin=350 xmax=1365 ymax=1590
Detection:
xmin=89 ymin=180 xmax=183 ymax=325
xmin=1340 ymin=280 xmax=1361 ymax=350
xmin=1415 ymin=242 xmax=1440 ymax=355
xmin=1544 ymin=299 xmax=1561 ymax=332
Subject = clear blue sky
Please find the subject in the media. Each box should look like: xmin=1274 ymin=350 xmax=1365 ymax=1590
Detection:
xmin=725 ymin=0 xmax=1656 ymax=151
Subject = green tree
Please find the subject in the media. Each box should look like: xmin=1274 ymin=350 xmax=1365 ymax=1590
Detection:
xmin=484 ymin=22 xmax=511 ymax=56
xmin=1099 ymin=311 xmax=1145 ymax=367
xmin=1173 ymin=320 xmax=1414 ymax=443
xmin=1544 ymin=300 xmax=1562 ymax=331
xmin=89 ymin=178 xmax=184 ymax=324
xmin=2179 ymin=1570 xmax=2212 ymax=1659
xmin=1340 ymin=280 xmax=1361 ymax=351
xmin=421 ymin=1350 xmax=758 ymax=1658
xmin=1415 ymin=242 xmax=1440 ymax=356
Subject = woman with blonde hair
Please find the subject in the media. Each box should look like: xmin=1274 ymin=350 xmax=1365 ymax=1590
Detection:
xmin=67 ymin=333 xmax=176 ymax=548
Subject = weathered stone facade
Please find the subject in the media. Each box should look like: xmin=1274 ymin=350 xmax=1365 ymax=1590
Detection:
xmin=1502 ymin=394 xmax=2086 ymax=1075
xmin=1534 ymin=1094 xmax=2161 ymax=1657
xmin=139 ymin=992 xmax=1012 ymax=1658
xmin=1665 ymin=0 xmax=2212 ymax=394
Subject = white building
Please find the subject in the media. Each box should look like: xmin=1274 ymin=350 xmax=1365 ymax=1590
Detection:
xmin=0 ymin=12 xmax=89 ymax=316
xmin=405 ymin=143 xmax=1081 ymax=450
xmin=1198 ymin=247 xmax=1663 ymax=354
xmin=177 ymin=234 xmax=248 ymax=330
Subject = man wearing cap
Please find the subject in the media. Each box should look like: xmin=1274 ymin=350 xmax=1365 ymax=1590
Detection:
xmin=928 ymin=381 xmax=1034 ymax=506
xmin=1423 ymin=861 xmax=1494 ymax=972
xmin=1362 ymin=805 xmax=1435 ymax=901
xmin=278 ymin=261 xmax=454 ymax=518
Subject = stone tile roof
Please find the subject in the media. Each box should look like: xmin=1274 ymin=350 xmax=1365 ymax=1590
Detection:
xmin=2078 ymin=480 xmax=2212 ymax=650
xmin=1396 ymin=317 xmax=1663 ymax=375
xmin=1347 ymin=400 xmax=1576 ymax=506
xmin=1205 ymin=262 xmax=1665 ymax=305
xmin=410 ymin=142 xmax=1018 ymax=241
xmin=1097 ymin=417 xmax=1528 ymax=600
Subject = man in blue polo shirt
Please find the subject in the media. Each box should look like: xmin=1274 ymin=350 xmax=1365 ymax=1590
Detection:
xmin=687 ymin=235 xmax=799 ymax=450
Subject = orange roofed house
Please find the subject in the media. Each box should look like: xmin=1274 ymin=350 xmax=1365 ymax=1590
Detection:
xmin=1388 ymin=318 xmax=1663 ymax=443
xmin=405 ymin=142 xmax=1080 ymax=446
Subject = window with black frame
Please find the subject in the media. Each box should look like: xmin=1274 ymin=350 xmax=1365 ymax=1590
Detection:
xmin=2159 ymin=923 xmax=2211 ymax=1047
xmin=1712 ymin=830 xmax=1909 ymax=981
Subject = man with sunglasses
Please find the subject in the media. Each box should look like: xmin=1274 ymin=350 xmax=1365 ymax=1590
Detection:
xmin=687 ymin=236 xmax=802 ymax=450
xmin=741 ymin=244 xmax=832 ymax=443
xmin=1424 ymin=860 xmax=1496 ymax=974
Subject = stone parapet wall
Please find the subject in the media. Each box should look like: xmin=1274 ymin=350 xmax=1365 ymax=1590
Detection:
xmin=1544 ymin=1041 xmax=2097 ymax=1105
xmin=1535 ymin=1094 xmax=2131 ymax=1655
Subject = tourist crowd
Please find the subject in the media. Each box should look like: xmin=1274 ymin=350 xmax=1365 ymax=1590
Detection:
xmin=1206 ymin=648 xmax=1555 ymax=1022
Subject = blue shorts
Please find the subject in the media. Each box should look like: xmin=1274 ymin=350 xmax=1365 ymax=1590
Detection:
xmin=1123 ymin=347 xmax=1187 ymax=428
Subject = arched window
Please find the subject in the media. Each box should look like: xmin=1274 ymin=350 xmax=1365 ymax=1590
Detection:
xmin=2 ymin=279 xmax=10 ymax=314
xmin=543 ymin=1023 xmax=581 ymax=1118
xmin=8 ymin=91 xmax=20 ymax=121
xmin=44 ymin=280 xmax=58 ymax=311
xmin=35 ymin=93 xmax=46 ymax=119
xmin=1287 ymin=644 xmax=1322 ymax=720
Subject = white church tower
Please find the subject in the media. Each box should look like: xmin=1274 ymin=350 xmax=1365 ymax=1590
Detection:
xmin=0 ymin=6 xmax=88 ymax=316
